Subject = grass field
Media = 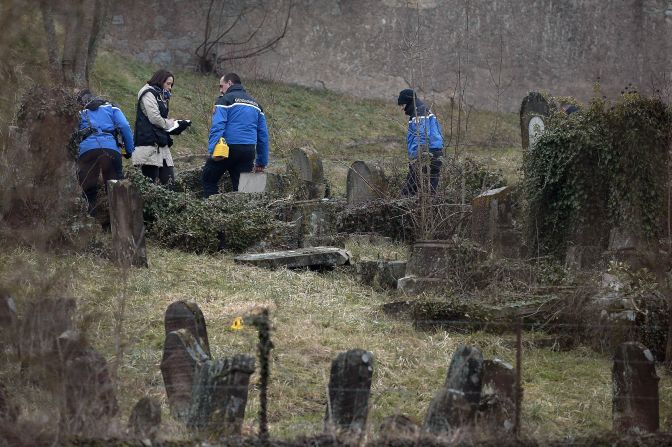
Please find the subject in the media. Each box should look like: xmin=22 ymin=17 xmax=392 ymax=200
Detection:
xmin=3 ymin=47 xmax=672 ymax=444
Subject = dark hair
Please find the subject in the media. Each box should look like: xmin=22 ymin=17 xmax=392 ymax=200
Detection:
xmin=147 ymin=69 xmax=174 ymax=88
xmin=223 ymin=73 xmax=241 ymax=84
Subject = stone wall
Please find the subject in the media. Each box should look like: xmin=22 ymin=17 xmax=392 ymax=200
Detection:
xmin=103 ymin=0 xmax=672 ymax=111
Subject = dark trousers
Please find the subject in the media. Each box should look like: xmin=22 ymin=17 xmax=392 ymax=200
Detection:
xmin=202 ymin=144 xmax=255 ymax=198
xmin=402 ymin=150 xmax=443 ymax=197
xmin=140 ymin=161 xmax=174 ymax=185
xmin=77 ymin=149 xmax=123 ymax=215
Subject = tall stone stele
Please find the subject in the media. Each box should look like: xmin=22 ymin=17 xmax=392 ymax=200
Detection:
xmin=108 ymin=179 xmax=147 ymax=268
xmin=325 ymin=349 xmax=374 ymax=433
xmin=520 ymin=92 xmax=551 ymax=151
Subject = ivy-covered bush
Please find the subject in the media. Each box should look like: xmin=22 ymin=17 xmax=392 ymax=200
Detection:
xmin=524 ymin=91 xmax=671 ymax=259
xmin=128 ymin=168 xmax=279 ymax=253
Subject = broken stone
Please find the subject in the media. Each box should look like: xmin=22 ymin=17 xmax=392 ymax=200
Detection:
xmin=325 ymin=349 xmax=374 ymax=433
xmin=188 ymin=354 xmax=255 ymax=436
xmin=480 ymin=358 xmax=515 ymax=432
xmin=160 ymin=329 xmax=210 ymax=421
xmin=57 ymin=330 xmax=119 ymax=436
xmin=355 ymin=260 xmax=407 ymax=290
xmin=238 ymin=172 xmax=286 ymax=194
xmin=444 ymin=346 xmax=484 ymax=407
xmin=346 ymin=161 xmax=387 ymax=205
xmin=165 ymin=301 xmax=210 ymax=358
xmin=108 ymin=179 xmax=148 ymax=268
xmin=288 ymin=199 xmax=343 ymax=248
xmin=471 ymin=186 xmax=520 ymax=258
xmin=128 ymin=397 xmax=161 ymax=439
xmin=234 ymin=247 xmax=351 ymax=270
xmin=613 ymin=342 xmax=659 ymax=433
xmin=520 ymin=92 xmax=551 ymax=151
xmin=287 ymin=147 xmax=327 ymax=199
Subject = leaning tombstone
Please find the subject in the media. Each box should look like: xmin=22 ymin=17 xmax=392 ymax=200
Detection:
xmin=165 ymin=301 xmax=211 ymax=357
xmin=128 ymin=397 xmax=162 ymax=440
xmin=346 ymin=161 xmax=387 ymax=205
xmin=325 ymin=349 xmax=374 ymax=433
xmin=57 ymin=330 xmax=119 ymax=436
xmin=480 ymin=358 xmax=515 ymax=432
xmin=188 ymin=354 xmax=256 ymax=436
xmin=287 ymin=146 xmax=327 ymax=199
xmin=520 ymin=92 xmax=551 ymax=151
xmin=613 ymin=342 xmax=659 ymax=433
xmin=108 ymin=179 xmax=148 ymax=268
xmin=160 ymin=329 xmax=210 ymax=421
xmin=424 ymin=345 xmax=484 ymax=434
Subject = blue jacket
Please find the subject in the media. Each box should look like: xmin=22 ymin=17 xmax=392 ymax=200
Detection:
xmin=208 ymin=84 xmax=269 ymax=167
xmin=78 ymin=101 xmax=135 ymax=156
xmin=405 ymin=100 xmax=443 ymax=159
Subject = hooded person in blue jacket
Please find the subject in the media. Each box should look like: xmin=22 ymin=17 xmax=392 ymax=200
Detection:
xmin=202 ymin=73 xmax=270 ymax=197
xmin=397 ymin=89 xmax=444 ymax=196
xmin=75 ymin=89 xmax=134 ymax=216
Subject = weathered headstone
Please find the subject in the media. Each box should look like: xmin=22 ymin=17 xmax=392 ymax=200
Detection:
xmin=128 ymin=397 xmax=162 ymax=439
xmin=325 ymin=349 xmax=374 ymax=433
xmin=471 ymin=186 xmax=520 ymax=258
xmin=238 ymin=172 xmax=285 ymax=194
xmin=160 ymin=329 xmax=210 ymax=421
xmin=480 ymin=359 xmax=515 ymax=432
xmin=108 ymin=179 xmax=148 ymax=268
xmin=57 ymin=330 xmax=119 ymax=436
xmin=287 ymin=147 xmax=327 ymax=199
xmin=355 ymin=260 xmax=407 ymax=290
xmin=346 ymin=161 xmax=387 ymax=205
xmin=234 ymin=247 xmax=351 ymax=270
xmin=424 ymin=346 xmax=484 ymax=434
xmin=188 ymin=354 xmax=256 ymax=436
xmin=19 ymin=297 xmax=76 ymax=381
xmin=165 ymin=301 xmax=211 ymax=358
xmin=289 ymin=199 xmax=343 ymax=248
xmin=520 ymin=92 xmax=551 ymax=151
xmin=613 ymin=342 xmax=659 ymax=433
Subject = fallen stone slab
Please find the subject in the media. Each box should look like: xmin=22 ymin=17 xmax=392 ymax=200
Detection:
xmin=234 ymin=247 xmax=351 ymax=270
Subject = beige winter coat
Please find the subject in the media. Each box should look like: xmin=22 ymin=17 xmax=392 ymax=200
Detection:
xmin=131 ymin=84 xmax=175 ymax=167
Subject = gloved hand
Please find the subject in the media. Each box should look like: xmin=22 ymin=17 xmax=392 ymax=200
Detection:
xmin=123 ymin=152 xmax=132 ymax=160
xmin=168 ymin=119 xmax=192 ymax=135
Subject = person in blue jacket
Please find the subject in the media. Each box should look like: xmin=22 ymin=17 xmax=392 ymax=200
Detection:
xmin=75 ymin=89 xmax=134 ymax=215
xmin=202 ymin=73 xmax=269 ymax=197
xmin=397 ymin=89 xmax=444 ymax=196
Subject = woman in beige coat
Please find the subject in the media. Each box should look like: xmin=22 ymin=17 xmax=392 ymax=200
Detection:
xmin=132 ymin=69 xmax=176 ymax=184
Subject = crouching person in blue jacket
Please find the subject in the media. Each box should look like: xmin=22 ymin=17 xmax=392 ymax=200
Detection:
xmin=75 ymin=89 xmax=134 ymax=216
xmin=397 ymin=89 xmax=444 ymax=196
xmin=202 ymin=73 xmax=269 ymax=197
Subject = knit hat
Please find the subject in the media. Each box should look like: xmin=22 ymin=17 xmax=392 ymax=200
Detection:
xmin=397 ymin=89 xmax=416 ymax=106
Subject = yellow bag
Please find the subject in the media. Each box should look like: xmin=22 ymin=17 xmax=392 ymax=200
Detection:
xmin=213 ymin=137 xmax=229 ymax=158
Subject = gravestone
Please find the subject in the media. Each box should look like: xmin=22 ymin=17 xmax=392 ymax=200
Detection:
xmin=128 ymin=397 xmax=162 ymax=439
xmin=19 ymin=297 xmax=76 ymax=381
xmin=165 ymin=301 xmax=210 ymax=357
xmin=287 ymin=147 xmax=327 ymax=199
xmin=235 ymin=247 xmax=351 ymax=270
xmin=355 ymin=260 xmax=407 ymax=290
xmin=520 ymin=92 xmax=551 ymax=151
xmin=480 ymin=359 xmax=515 ymax=431
xmin=325 ymin=349 xmax=374 ymax=433
xmin=471 ymin=186 xmax=520 ymax=258
xmin=286 ymin=199 xmax=345 ymax=248
xmin=238 ymin=172 xmax=286 ymax=194
xmin=424 ymin=346 xmax=484 ymax=433
xmin=108 ymin=179 xmax=148 ymax=268
xmin=57 ymin=330 xmax=119 ymax=436
xmin=613 ymin=342 xmax=659 ymax=433
xmin=160 ymin=329 xmax=210 ymax=421
xmin=346 ymin=161 xmax=387 ymax=205
xmin=188 ymin=354 xmax=256 ymax=436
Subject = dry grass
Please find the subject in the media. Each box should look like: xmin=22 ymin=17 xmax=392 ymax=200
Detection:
xmin=2 ymin=243 xmax=671 ymax=442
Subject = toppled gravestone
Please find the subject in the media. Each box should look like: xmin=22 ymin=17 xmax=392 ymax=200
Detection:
xmin=165 ymin=301 xmax=211 ymax=357
xmin=188 ymin=354 xmax=256 ymax=436
xmin=325 ymin=349 xmax=374 ymax=433
xmin=108 ymin=179 xmax=148 ymax=268
xmin=128 ymin=396 xmax=162 ymax=440
xmin=520 ymin=92 xmax=551 ymax=151
xmin=471 ymin=186 xmax=521 ymax=258
xmin=346 ymin=161 xmax=387 ymax=205
xmin=235 ymin=247 xmax=351 ymax=270
xmin=19 ymin=297 xmax=76 ymax=382
xmin=57 ymin=330 xmax=119 ymax=436
xmin=613 ymin=342 xmax=659 ymax=433
xmin=160 ymin=329 xmax=210 ymax=421
xmin=425 ymin=346 xmax=484 ymax=434
xmin=287 ymin=147 xmax=328 ymax=199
